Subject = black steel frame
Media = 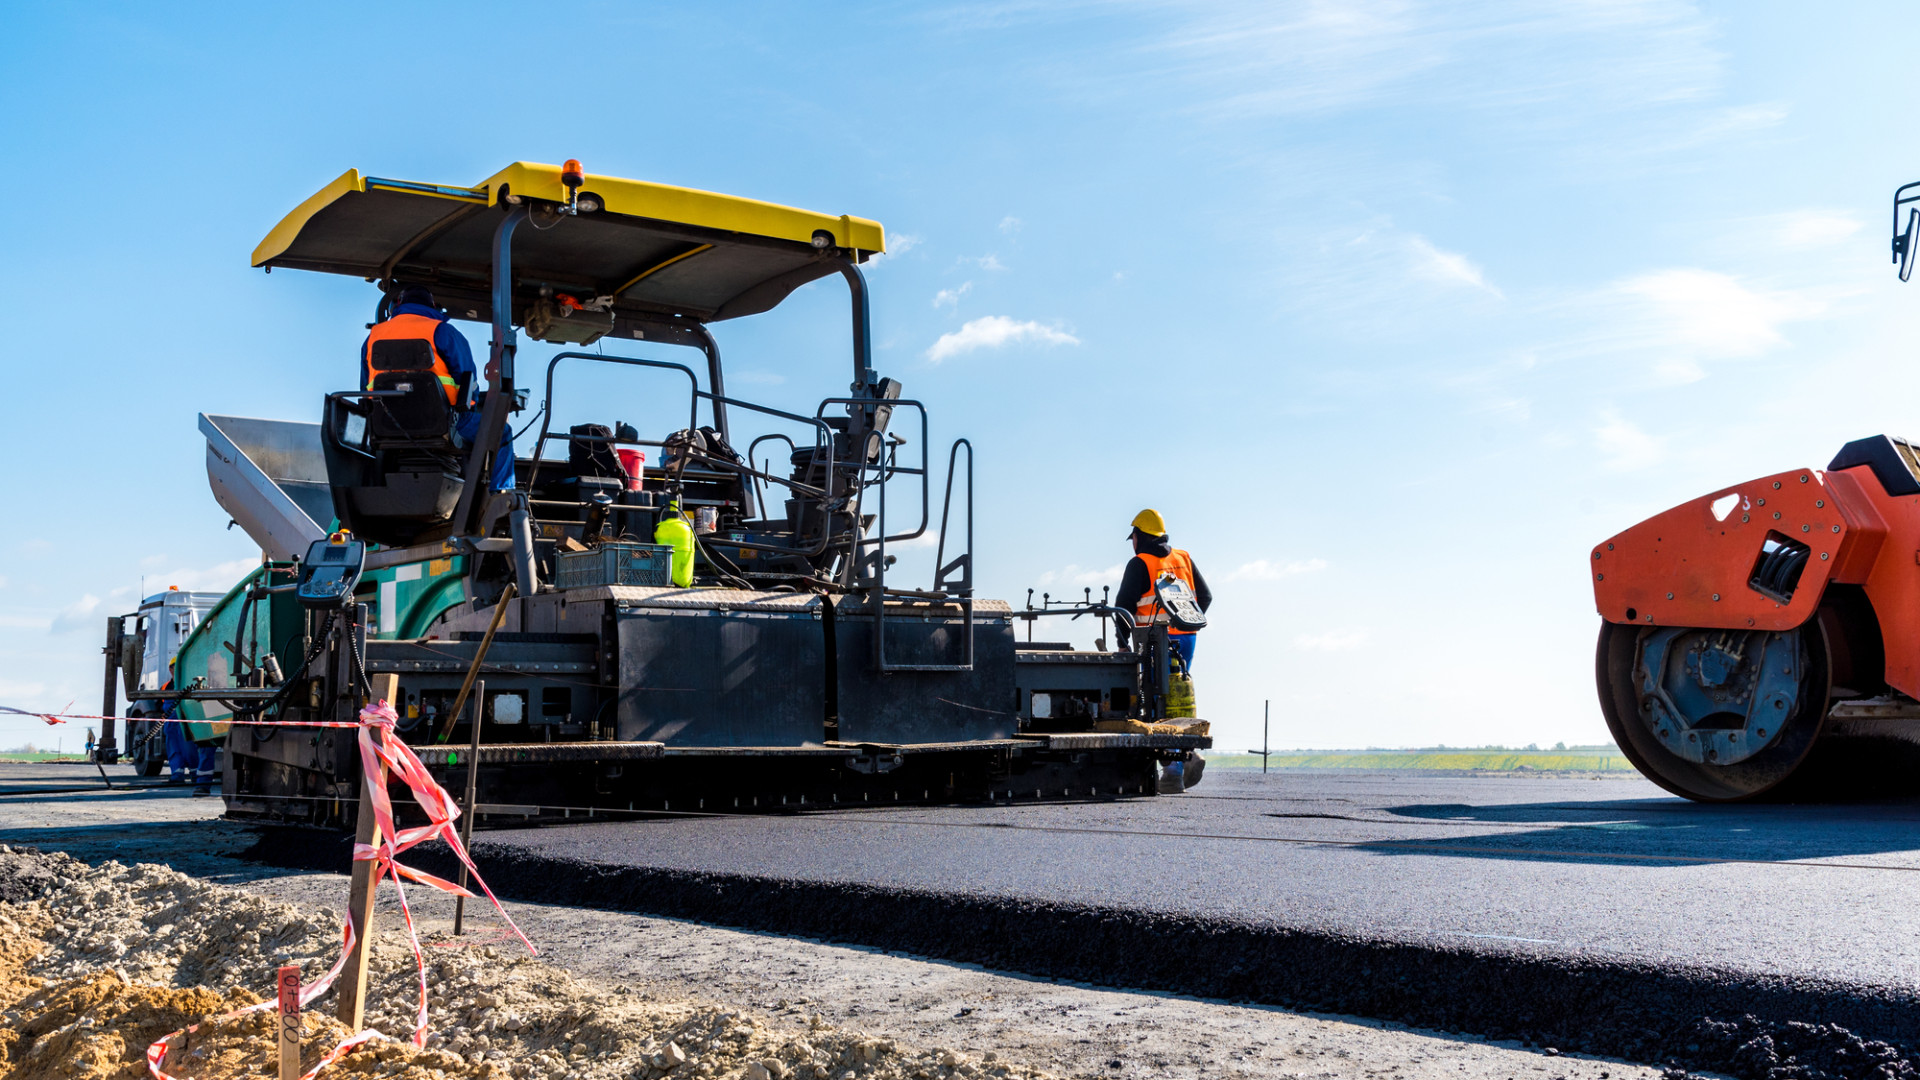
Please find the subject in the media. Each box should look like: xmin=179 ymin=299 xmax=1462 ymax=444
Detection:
xmin=1895 ymin=181 xmax=1920 ymax=282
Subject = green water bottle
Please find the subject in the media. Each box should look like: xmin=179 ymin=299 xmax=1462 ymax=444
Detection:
xmin=654 ymin=501 xmax=696 ymax=587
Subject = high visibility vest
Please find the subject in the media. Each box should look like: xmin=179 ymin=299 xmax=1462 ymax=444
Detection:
xmin=1135 ymin=548 xmax=1198 ymax=636
xmin=365 ymin=313 xmax=461 ymax=408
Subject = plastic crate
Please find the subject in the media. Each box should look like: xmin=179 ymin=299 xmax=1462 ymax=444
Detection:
xmin=553 ymin=542 xmax=675 ymax=589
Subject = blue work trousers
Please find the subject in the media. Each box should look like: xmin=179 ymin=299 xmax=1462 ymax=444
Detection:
xmin=454 ymin=410 xmax=517 ymax=491
xmin=192 ymin=743 xmax=218 ymax=786
xmin=163 ymin=721 xmax=218 ymax=784
xmin=163 ymin=720 xmax=193 ymax=779
xmin=1169 ymin=632 xmax=1196 ymax=673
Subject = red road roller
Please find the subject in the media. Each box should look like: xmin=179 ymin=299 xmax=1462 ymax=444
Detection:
xmin=1591 ymin=183 xmax=1920 ymax=801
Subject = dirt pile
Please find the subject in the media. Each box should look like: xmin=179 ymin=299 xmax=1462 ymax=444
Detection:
xmin=2 ymin=848 xmax=338 ymax=991
xmin=0 ymin=845 xmax=1059 ymax=1080
xmin=0 ymin=968 xmax=493 ymax=1080
xmin=1677 ymin=1015 xmax=1919 ymax=1080
xmin=0 ymin=845 xmax=491 ymax=1080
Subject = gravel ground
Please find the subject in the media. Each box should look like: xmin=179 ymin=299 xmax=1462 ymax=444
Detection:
xmin=0 ymin=844 xmax=1065 ymax=1080
xmin=0 ymin=776 xmax=1670 ymax=1080
xmin=15 ymin=768 xmax=1920 ymax=1080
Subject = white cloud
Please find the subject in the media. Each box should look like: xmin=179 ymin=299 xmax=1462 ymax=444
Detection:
xmin=865 ymin=233 xmax=920 ymax=267
xmin=1278 ymin=220 xmax=1511 ymax=330
xmin=1036 ymin=563 xmax=1125 ymax=588
xmin=0 ymin=614 xmax=47 ymax=630
xmin=1776 ymin=212 xmax=1862 ymax=250
xmin=1594 ymin=409 xmax=1664 ymax=472
xmin=933 ymin=282 xmax=973 ymax=309
xmin=1475 ymin=396 xmax=1531 ymax=422
xmin=887 ymin=531 xmax=944 ymax=549
xmin=1223 ymin=558 xmax=1328 ymax=582
xmin=1407 ymin=236 xmax=1501 ymax=297
xmin=1649 ymin=358 xmax=1706 ymax=386
xmin=927 ymin=317 xmax=1080 ymax=363
xmin=0 ymin=678 xmax=47 ymax=700
xmin=1108 ymin=0 xmax=1724 ymax=125
xmin=1293 ymin=628 xmax=1368 ymax=651
xmin=50 ymin=594 xmax=103 ymax=635
xmin=998 ymin=216 xmax=1023 ymax=234
xmin=965 ymin=255 xmax=1007 ymax=272
xmin=1684 ymin=103 xmax=1789 ymax=146
xmin=139 ymin=558 xmax=259 ymax=594
xmin=1614 ymin=268 xmax=1826 ymax=360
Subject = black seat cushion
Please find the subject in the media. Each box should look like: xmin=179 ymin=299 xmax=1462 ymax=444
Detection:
xmin=368 ymin=372 xmax=454 ymax=440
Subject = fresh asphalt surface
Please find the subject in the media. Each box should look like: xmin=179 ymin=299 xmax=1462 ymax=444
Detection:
xmin=23 ymin=761 xmax=1919 ymax=991
xmin=452 ymin=768 xmax=1920 ymax=991
xmin=13 ymin=762 xmax=1920 ymax=1075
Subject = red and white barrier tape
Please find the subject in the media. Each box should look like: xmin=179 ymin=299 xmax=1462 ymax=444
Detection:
xmin=0 ymin=704 xmax=371 ymax=729
xmin=0 ymin=703 xmax=82 ymax=726
xmin=143 ymin=700 xmax=533 ymax=1080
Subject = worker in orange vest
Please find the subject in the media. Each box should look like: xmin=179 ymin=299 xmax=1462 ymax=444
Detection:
xmin=1116 ymin=509 xmax=1211 ymax=794
xmin=360 ymin=286 xmax=515 ymax=490
xmin=1114 ymin=509 xmax=1211 ymax=671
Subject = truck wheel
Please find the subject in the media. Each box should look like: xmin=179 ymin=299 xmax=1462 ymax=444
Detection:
xmin=126 ymin=718 xmax=164 ymax=777
xmin=1596 ymin=618 xmax=1830 ymax=801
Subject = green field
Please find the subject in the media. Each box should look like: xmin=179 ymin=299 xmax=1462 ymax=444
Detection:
xmin=0 ymin=752 xmax=89 ymax=763
xmin=1209 ymin=747 xmax=1635 ymax=772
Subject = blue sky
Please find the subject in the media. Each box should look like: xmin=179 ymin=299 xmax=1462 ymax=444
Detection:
xmin=2 ymin=2 xmax=1915 ymax=754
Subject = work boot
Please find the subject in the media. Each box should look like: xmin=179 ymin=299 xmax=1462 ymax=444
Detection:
xmin=192 ymin=784 xmax=213 ymax=797
xmin=165 ymin=774 xmax=187 ymax=786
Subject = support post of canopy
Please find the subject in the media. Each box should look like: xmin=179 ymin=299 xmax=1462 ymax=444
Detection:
xmin=836 ymin=260 xmax=875 ymax=391
xmin=692 ymin=322 xmax=730 ymax=444
xmin=451 ymin=204 xmax=529 ymax=539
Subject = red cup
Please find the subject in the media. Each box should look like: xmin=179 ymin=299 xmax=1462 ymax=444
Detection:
xmin=615 ymin=448 xmax=645 ymax=492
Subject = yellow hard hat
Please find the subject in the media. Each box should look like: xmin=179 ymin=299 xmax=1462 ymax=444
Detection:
xmin=1130 ymin=508 xmax=1167 ymax=537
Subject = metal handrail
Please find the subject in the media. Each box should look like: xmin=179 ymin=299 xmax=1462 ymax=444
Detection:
xmin=818 ymin=397 xmax=931 ymax=548
xmin=872 ymin=436 xmax=975 ymax=673
xmin=521 ymin=352 xmax=850 ymax=563
xmin=516 ymin=358 xmax=969 ymax=580
xmin=686 ymin=391 xmax=845 ymax=559
xmin=746 ymin=433 xmax=798 ymax=518
xmin=933 ymin=438 xmax=973 ymax=595
xmin=524 ymin=351 xmax=702 ymax=496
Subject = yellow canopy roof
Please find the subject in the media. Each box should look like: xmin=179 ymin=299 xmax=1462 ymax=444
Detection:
xmin=253 ymin=162 xmax=885 ymax=324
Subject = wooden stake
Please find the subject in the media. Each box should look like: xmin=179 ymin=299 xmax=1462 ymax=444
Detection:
xmin=435 ymin=583 xmax=515 ymax=742
xmin=453 ymin=679 xmax=483 ymax=936
xmin=337 ymin=671 xmax=398 ymax=1028
xmin=276 ymin=965 xmax=301 ymax=1080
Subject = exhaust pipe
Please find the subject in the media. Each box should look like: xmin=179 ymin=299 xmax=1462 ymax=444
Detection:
xmin=508 ymin=496 xmax=540 ymax=596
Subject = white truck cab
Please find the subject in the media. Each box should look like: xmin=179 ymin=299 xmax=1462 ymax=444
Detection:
xmin=123 ymin=588 xmax=225 ymax=775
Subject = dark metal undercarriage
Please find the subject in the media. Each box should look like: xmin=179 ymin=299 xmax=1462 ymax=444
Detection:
xmin=220 ymin=586 xmax=1207 ymax=831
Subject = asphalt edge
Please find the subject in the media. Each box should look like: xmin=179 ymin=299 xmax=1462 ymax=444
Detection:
xmin=245 ymin=828 xmax=1920 ymax=1080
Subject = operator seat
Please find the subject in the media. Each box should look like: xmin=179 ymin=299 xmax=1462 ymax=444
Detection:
xmin=785 ymin=378 xmax=903 ymax=543
xmin=319 ymin=340 xmax=468 ymax=547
